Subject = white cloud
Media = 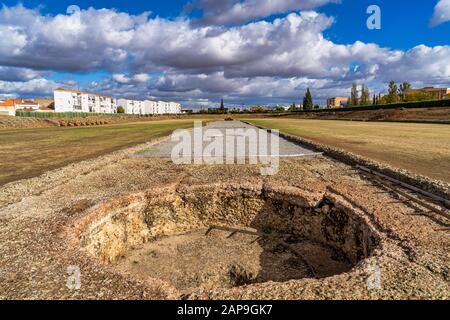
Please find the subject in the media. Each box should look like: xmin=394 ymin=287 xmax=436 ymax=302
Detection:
xmin=0 ymin=5 xmax=147 ymax=71
xmin=378 ymin=45 xmax=450 ymax=84
xmin=112 ymin=74 xmax=131 ymax=84
xmin=189 ymin=0 xmax=338 ymax=25
xmin=129 ymin=11 xmax=395 ymax=80
xmin=0 ymin=66 xmax=45 ymax=81
xmin=0 ymin=78 xmax=57 ymax=97
xmin=0 ymin=4 xmax=449 ymax=106
xmin=112 ymin=73 xmax=151 ymax=84
xmin=133 ymin=73 xmax=151 ymax=82
xmin=0 ymin=25 xmax=27 ymax=56
xmin=431 ymin=0 xmax=450 ymax=26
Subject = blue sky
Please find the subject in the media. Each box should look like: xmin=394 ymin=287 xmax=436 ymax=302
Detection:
xmin=0 ymin=0 xmax=449 ymax=107
xmin=324 ymin=0 xmax=450 ymax=49
xmin=2 ymin=0 xmax=189 ymax=18
xmin=4 ymin=0 xmax=448 ymax=49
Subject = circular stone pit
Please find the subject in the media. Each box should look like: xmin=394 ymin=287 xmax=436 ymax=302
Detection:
xmin=73 ymin=184 xmax=381 ymax=296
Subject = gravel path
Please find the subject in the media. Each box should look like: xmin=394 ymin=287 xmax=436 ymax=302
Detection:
xmin=137 ymin=121 xmax=320 ymax=159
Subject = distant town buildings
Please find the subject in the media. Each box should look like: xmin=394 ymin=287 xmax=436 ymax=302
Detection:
xmin=406 ymin=87 xmax=450 ymax=100
xmin=0 ymin=98 xmax=44 ymax=116
xmin=1 ymin=99 xmax=40 ymax=110
xmin=0 ymin=100 xmax=16 ymax=116
xmin=327 ymin=97 xmax=349 ymax=108
xmin=35 ymin=98 xmax=55 ymax=111
xmin=54 ymin=88 xmax=182 ymax=115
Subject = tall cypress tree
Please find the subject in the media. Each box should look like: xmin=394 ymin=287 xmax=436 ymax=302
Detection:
xmin=303 ymin=88 xmax=313 ymax=110
xmin=350 ymin=83 xmax=359 ymax=106
xmin=360 ymin=84 xmax=370 ymax=105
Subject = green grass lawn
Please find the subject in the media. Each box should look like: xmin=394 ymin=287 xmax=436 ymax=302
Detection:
xmin=246 ymin=118 xmax=450 ymax=183
xmin=0 ymin=120 xmax=196 ymax=186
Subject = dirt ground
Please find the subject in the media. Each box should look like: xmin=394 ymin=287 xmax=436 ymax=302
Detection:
xmin=116 ymin=229 xmax=350 ymax=296
xmin=0 ymin=135 xmax=448 ymax=300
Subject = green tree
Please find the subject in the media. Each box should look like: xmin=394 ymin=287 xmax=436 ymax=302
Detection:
xmin=219 ymin=99 xmax=225 ymax=113
xmin=399 ymin=82 xmax=411 ymax=101
xmin=251 ymin=105 xmax=266 ymax=113
xmin=405 ymin=91 xmax=436 ymax=102
xmin=303 ymin=88 xmax=314 ymax=110
xmin=117 ymin=106 xmax=125 ymax=114
xmin=360 ymin=84 xmax=370 ymax=105
xmin=273 ymin=106 xmax=286 ymax=113
xmin=288 ymin=103 xmax=297 ymax=112
xmin=350 ymin=83 xmax=359 ymax=106
xmin=386 ymin=81 xmax=399 ymax=103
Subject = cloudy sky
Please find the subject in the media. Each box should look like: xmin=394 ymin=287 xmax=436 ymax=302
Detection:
xmin=0 ymin=0 xmax=449 ymax=108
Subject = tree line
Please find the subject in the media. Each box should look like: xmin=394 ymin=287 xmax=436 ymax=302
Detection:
xmin=347 ymin=81 xmax=440 ymax=107
xmin=197 ymin=80 xmax=445 ymax=114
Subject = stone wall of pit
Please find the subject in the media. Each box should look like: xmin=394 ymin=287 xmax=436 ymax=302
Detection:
xmin=76 ymin=184 xmax=381 ymax=269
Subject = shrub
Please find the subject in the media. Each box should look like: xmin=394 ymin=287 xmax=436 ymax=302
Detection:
xmin=15 ymin=110 xmax=142 ymax=118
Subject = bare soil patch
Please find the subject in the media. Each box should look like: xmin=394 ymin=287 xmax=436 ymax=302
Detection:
xmin=116 ymin=229 xmax=351 ymax=295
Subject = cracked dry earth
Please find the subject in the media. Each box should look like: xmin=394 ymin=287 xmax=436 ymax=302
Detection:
xmin=0 ymin=139 xmax=449 ymax=300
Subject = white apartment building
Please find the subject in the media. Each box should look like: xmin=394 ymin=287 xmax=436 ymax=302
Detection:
xmin=118 ymin=99 xmax=182 ymax=115
xmin=156 ymin=101 xmax=182 ymax=114
xmin=144 ymin=100 xmax=159 ymax=115
xmin=157 ymin=101 xmax=170 ymax=114
xmin=54 ymin=89 xmax=181 ymax=115
xmin=117 ymin=99 xmax=146 ymax=115
xmin=168 ymin=102 xmax=182 ymax=114
xmin=54 ymin=89 xmax=117 ymax=113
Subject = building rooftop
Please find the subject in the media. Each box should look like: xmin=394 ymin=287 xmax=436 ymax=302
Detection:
xmin=0 ymin=99 xmax=39 ymax=107
xmin=0 ymin=101 xmax=14 ymax=107
xmin=54 ymin=88 xmax=114 ymax=99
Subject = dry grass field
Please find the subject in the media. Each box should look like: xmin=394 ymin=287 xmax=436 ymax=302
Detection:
xmin=246 ymin=118 xmax=450 ymax=182
xmin=0 ymin=119 xmax=196 ymax=186
xmin=277 ymin=107 xmax=450 ymax=123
